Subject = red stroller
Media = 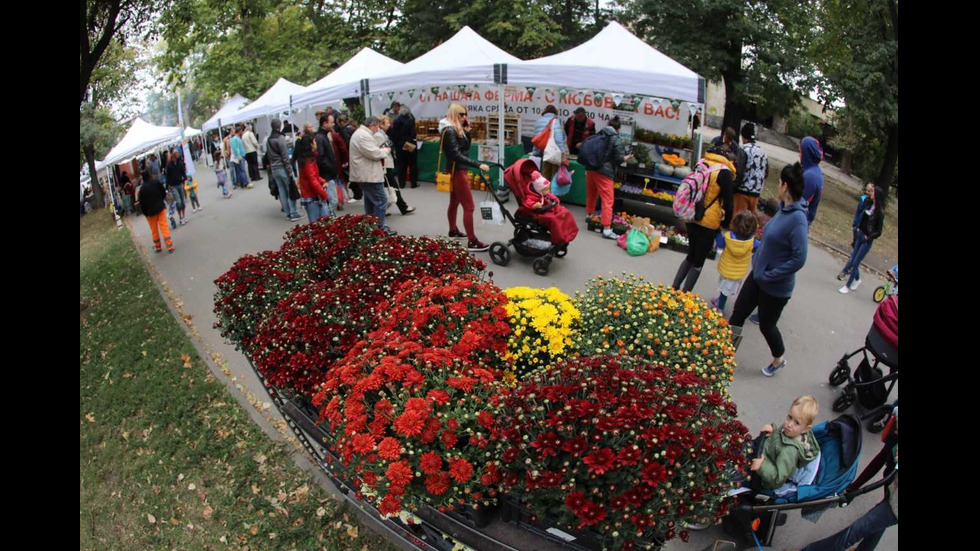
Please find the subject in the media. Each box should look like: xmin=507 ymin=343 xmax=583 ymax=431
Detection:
xmin=487 ymin=159 xmax=579 ymax=276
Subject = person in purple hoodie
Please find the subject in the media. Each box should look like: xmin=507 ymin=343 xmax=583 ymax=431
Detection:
xmin=729 ymin=162 xmax=808 ymax=377
xmin=800 ymin=136 xmax=824 ymax=226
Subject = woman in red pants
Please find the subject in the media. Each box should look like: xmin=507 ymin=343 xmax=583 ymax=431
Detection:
xmin=442 ymin=103 xmax=490 ymax=252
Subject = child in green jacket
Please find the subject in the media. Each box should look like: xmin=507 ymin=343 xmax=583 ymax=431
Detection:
xmin=750 ymin=395 xmax=821 ymax=490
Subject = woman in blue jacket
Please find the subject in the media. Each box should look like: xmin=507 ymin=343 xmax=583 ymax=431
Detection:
xmin=729 ymin=162 xmax=808 ymax=377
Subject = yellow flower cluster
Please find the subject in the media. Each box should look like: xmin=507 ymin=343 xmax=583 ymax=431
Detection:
xmin=503 ymin=287 xmax=580 ymax=380
xmin=574 ymin=274 xmax=737 ymax=390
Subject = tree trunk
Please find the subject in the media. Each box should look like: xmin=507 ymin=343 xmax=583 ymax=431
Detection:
xmin=84 ymin=143 xmax=106 ymax=209
xmin=875 ymin=122 xmax=898 ymax=202
xmin=720 ymin=69 xmax=743 ymax=137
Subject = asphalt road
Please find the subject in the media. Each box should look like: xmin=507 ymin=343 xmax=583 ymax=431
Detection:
xmin=127 ymin=160 xmax=897 ymax=550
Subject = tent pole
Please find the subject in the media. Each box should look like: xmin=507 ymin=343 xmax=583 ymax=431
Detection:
xmin=497 ymin=84 xmax=505 ymax=191
xmin=695 ymin=104 xmax=703 ymax=161
xmin=106 ymin=163 xmax=121 ymax=227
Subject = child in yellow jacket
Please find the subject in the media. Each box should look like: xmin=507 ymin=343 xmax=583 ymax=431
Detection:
xmin=711 ymin=210 xmax=759 ymax=314
xmin=184 ymin=177 xmax=201 ymax=212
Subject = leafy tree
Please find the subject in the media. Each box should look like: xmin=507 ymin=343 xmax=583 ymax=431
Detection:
xmin=80 ymin=0 xmax=156 ymax=106
xmin=620 ymin=0 xmax=816 ymax=132
xmin=811 ymin=0 xmax=897 ymax=198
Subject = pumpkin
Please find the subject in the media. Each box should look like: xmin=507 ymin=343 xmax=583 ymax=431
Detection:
xmin=673 ymin=166 xmax=692 ymax=179
xmin=657 ymin=164 xmax=675 ymax=176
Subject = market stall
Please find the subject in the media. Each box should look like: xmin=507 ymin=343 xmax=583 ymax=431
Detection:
xmin=201 ymin=93 xmax=249 ymax=132
xmin=291 ymin=48 xmax=405 ymax=110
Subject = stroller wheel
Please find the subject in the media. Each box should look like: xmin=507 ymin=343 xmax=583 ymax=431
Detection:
xmin=489 ymin=242 xmax=510 ymax=266
xmin=533 ymin=257 xmax=551 ymax=276
xmin=873 ymin=286 xmax=887 ymax=303
xmin=833 ymin=390 xmax=856 ymax=413
xmin=867 ymin=410 xmax=891 ymax=434
xmin=555 ymin=245 xmax=568 ymax=258
xmin=829 ymin=363 xmax=849 ymax=386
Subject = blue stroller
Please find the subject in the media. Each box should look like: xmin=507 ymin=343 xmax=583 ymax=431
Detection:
xmin=723 ymin=414 xmax=866 ymax=547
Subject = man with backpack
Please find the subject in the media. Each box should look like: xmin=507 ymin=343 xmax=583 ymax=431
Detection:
xmin=582 ymin=116 xmax=632 ymax=239
xmin=735 ymin=123 xmax=768 ymax=215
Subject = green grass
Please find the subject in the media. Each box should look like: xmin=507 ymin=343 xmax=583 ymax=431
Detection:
xmin=760 ymin=162 xmax=898 ymax=275
xmin=80 ymin=213 xmax=394 ymax=550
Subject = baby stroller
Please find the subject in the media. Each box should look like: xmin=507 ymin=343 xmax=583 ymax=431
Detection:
xmin=828 ymin=296 xmax=898 ymax=432
xmin=722 ymin=414 xmax=863 ymax=548
xmin=486 ymin=159 xmax=577 ymax=276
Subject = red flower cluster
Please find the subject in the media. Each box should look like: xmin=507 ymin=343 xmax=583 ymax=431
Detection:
xmin=501 ymin=356 xmax=750 ymax=549
xmin=249 ymin=280 xmax=376 ymax=395
xmin=311 ymin=274 xmax=513 ymax=515
xmin=279 ymin=215 xmax=386 ymax=282
xmin=213 ymin=250 xmax=309 ymax=354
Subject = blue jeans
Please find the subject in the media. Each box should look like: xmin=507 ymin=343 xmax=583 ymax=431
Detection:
xmin=171 ymin=185 xmax=186 ymax=212
xmin=843 ymin=232 xmax=873 ymax=287
xmin=271 ymin=167 xmax=299 ymax=218
xmin=802 ymin=499 xmax=897 ymax=551
xmin=358 ymin=181 xmax=388 ymax=231
xmin=301 ymin=198 xmax=328 ymax=223
xmin=233 ymin=161 xmax=248 ymax=188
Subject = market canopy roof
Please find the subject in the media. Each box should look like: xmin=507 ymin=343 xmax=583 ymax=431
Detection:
xmin=224 ymin=78 xmax=307 ymax=126
xmin=102 ymin=118 xmax=183 ymax=166
xmin=292 ymin=48 xmax=405 ymax=109
xmin=359 ymin=26 xmax=521 ymax=96
xmin=508 ymin=21 xmax=704 ymax=104
xmin=183 ymin=126 xmax=202 ymax=138
xmin=202 ymin=94 xmax=250 ymax=132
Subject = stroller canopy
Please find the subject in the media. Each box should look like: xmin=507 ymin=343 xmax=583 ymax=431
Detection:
xmin=504 ymin=158 xmax=539 ymax=207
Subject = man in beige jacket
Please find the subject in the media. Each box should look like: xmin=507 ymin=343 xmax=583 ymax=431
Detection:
xmin=242 ymin=123 xmax=262 ymax=182
xmin=349 ymin=117 xmax=392 ymax=233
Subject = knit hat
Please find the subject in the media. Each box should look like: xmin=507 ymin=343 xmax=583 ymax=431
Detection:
xmin=741 ymin=123 xmax=756 ymax=140
xmin=531 ymin=171 xmax=549 ymax=193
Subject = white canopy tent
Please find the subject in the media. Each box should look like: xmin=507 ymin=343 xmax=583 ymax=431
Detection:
xmin=223 ymin=78 xmax=307 ymax=126
xmin=292 ymin=48 xmax=405 ymax=109
xmin=201 ymin=94 xmax=250 ymax=132
xmin=363 ymin=26 xmax=521 ymax=98
xmin=102 ymin=118 xmax=183 ymax=166
xmin=183 ymin=126 xmax=202 ymax=138
xmin=507 ymin=22 xmax=705 ymax=104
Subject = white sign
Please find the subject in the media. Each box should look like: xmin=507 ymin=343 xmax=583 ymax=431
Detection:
xmin=372 ymin=87 xmax=688 ymax=138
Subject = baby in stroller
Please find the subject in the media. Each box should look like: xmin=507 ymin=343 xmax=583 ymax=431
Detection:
xmin=521 ymin=169 xmax=579 ymax=246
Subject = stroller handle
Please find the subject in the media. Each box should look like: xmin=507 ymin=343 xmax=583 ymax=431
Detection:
xmin=737 ymin=468 xmax=897 ymax=515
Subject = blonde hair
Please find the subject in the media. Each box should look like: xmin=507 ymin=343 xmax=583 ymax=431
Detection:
xmin=446 ymin=103 xmax=467 ymax=136
xmin=379 ymin=115 xmax=392 ymax=129
xmin=792 ymin=395 xmax=819 ymax=427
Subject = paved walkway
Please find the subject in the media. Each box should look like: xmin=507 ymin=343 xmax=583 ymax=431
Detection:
xmin=128 ymin=161 xmax=897 ymax=550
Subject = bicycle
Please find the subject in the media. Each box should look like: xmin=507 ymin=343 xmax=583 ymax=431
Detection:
xmin=872 ymin=271 xmax=898 ymax=303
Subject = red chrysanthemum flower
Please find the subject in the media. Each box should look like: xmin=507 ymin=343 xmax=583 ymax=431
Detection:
xmin=404 ymin=397 xmax=432 ymax=417
xmin=386 ymin=460 xmax=414 ymax=487
xmin=351 ymin=433 xmax=376 ymax=455
xmin=583 ymin=447 xmax=617 ymax=475
xmin=377 ymin=437 xmax=402 ymax=461
xmin=617 ymin=445 xmax=643 ymax=467
xmin=441 ymin=430 xmax=458 ymax=449
xmin=424 ymin=472 xmax=451 ymax=496
xmin=565 ymin=491 xmax=587 ymax=513
xmin=446 ymin=418 xmax=460 ymax=431
xmin=393 ymin=410 xmax=426 ymax=438
xmin=476 ymin=411 xmax=495 ymax=430
xmin=427 ymin=389 xmax=451 ymax=406
xmin=420 ymin=452 xmax=443 ymax=475
xmin=448 ymin=457 xmax=473 ymax=483
xmin=379 ymin=494 xmax=402 ymax=516
xmin=641 ymin=461 xmax=667 ymax=487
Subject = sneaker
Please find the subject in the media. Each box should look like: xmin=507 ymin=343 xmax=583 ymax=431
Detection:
xmin=749 ymin=313 xmax=760 ymax=324
xmin=179 ymin=219 xmax=187 ymax=226
xmin=602 ymin=228 xmax=617 ymax=240
xmin=849 ymin=278 xmax=862 ymax=291
xmin=467 ymin=240 xmax=490 ymax=252
xmin=168 ymin=248 xmax=175 ymax=254
xmin=836 ymin=271 xmax=847 ymax=281
xmin=246 ymin=183 xmax=255 ymax=189
xmin=225 ymin=193 xmax=233 ymax=198
xmin=402 ymin=206 xmax=416 ymax=215
xmin=762 ymin=359 xmax=786 ymax=377
xmin=448 ymin=229 xmax=466 ymax=239
xmin=386 ymin=229 xmax=398 ymax=236
xmin=839 ymin=285 xmax=850 ymax=294
xmin=288 ymin=215 xmax=302 ymax=222
xmin=710 ymin=296 xmax=719 ymax=310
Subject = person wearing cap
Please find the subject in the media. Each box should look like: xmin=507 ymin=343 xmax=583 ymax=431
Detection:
xmin=564 ymin=107 xmax=596 ymax=156
xmin=735 ymin=122 xmax=769 ymax=215
xmin=524 ymin=170 xmax=579 ymax=245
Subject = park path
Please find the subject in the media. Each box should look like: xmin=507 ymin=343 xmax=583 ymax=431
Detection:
xmin=126 ymin=159 xmax=897 ymax=550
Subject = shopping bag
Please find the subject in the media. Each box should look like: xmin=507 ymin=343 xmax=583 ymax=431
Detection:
xmin=543 ymin=125 xmax=563 ymax=164
xmin=626 ymin=229 xmax=650 ymax=256
xmin=480 ymin=199 xmax=505 ymax=225
xmin=556 ymin=165 xmax=572 ymax=187
xmin=551 ymin=171 xmax=570 ymax=197
xmin=531 ymin=123 xmax=552 ymax=151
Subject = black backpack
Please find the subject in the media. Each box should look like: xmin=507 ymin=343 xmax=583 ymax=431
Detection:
xmin=578 ymin=132 xmax=612 ymax=171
